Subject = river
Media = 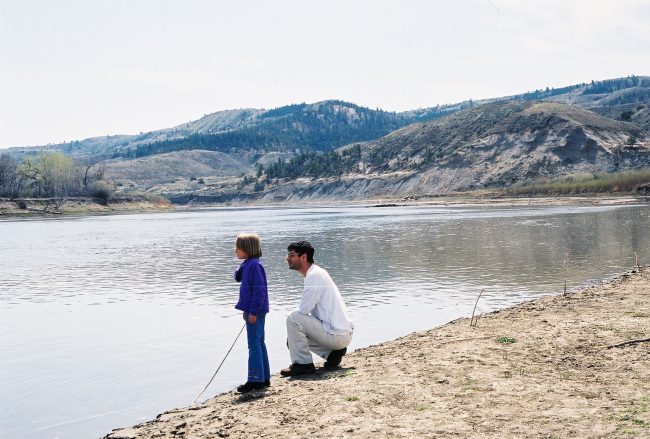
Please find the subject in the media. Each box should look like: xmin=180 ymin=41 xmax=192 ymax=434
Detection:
xmin=1 ymin=203 xmax=648 ymax=439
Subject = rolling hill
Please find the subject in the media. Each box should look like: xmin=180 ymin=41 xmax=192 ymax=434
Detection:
xmin=4 ymin=76 xmax=650 ymax=202
xmin=152 ymin=99 xmax=649 ymax=203
xmin=8 ymin=101 xmax=445 ymax=161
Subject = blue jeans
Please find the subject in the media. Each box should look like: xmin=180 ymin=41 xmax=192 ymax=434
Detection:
xmin=244 ymin=312 xmax=270 ymax=383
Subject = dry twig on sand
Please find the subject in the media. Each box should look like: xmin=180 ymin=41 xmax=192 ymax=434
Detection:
xmin=606 ymin=337 xmax=650 ymax=349
xmin=470 ymin=289 xmax=485 ymax=327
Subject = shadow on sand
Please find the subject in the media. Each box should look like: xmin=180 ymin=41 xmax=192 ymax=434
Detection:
xmin=234 ymin=366 xmax=357 ymax=403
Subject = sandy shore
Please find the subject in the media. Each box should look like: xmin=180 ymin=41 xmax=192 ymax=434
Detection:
xmin=105 ymin=267 xmax=649 ymax=438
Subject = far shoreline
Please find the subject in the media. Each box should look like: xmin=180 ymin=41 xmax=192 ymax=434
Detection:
xmin=0 ymin=196 xmax=173 ymax=218
xmin=1 ymin=193 xmax=649 ymax=220
xmin=168 ymin=193 xmax=650 ymax=212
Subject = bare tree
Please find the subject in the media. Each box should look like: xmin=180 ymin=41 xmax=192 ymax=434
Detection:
xmin=0 ymin=154 xmax=18 ymax=197
xmin=81 ymin=160 xmax=107 ymax=194
xmin=17 ymin=156 xmax=44 ymax=196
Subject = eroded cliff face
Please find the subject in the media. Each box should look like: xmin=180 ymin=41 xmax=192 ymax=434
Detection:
xmin=250 ymin=114 xmax=648 ymax=202
xmin=123 ymin=101 xmax=650 ymax=204
xmin=160 ymin=141 xmax=648 ymax=204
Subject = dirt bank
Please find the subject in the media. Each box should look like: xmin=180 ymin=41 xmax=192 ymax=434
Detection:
xmin=105 ymin=267 xmax=649 ymax=438
xmin=2 ymin=194 xmax=648 ymax=217
xmin=0 ymin=196 xmax=173 ymax=217
xmin=175 ymin=193 xmax=650 ymax=210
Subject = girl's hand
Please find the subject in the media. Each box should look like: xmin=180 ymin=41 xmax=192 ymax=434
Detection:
xmin=248 ymin=313 xmax=257 ymax=325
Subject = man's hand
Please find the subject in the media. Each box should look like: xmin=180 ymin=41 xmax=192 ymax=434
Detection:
xmin=248 ymin=313 xmax=257 ymax=325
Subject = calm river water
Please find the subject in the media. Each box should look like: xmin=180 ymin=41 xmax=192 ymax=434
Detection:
xmin=1 ymin=203 xmax=649 ymax=439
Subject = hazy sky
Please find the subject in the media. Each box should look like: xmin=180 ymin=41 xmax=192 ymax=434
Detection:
xmin=1 ymin=0 xmax=649 ymax=148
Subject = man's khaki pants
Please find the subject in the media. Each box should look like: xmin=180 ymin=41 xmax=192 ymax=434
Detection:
xmin=286 ymin=311 xmax=352 ymax=364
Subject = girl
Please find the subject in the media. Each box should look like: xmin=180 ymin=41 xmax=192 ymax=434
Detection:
xmin=233 ymin=233 xmax=270 ymax=392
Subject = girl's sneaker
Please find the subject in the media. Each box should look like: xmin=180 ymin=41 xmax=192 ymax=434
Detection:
xmin=237 ymin=381 xmax=266 ymax=393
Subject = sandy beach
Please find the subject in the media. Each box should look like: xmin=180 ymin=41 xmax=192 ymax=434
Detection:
xmin=104 ymin=267 xmax=649 ymax=438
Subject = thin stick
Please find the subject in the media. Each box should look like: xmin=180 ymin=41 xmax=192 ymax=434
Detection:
xmin=193 ymin=323 xmax=246 ymax=404
xmin=607 ymin=337 xmax=650 ymax=349
xmin=470 ymin=289 xmax=484 ymax=327
xmin=563 ymin=256 xmax=568 ymax=296
xmin=635 ymin=252 xmax=639 ymax=268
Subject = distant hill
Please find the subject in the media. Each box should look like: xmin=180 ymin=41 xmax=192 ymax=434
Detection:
xmin=4 ymin=76 xmax=650 ymax=202
xmin=362 ymin=100 xmax=645 ymax=176
xmin=103 ymin=148 xmax=300 ymax=186
xmin=7 ymin=76 xmax=648 ymax=160
xmin=533 ymin=76 xmax=650 ymax=130
xmin=8 ymin=101 xmax=446 ymax=161
xmin=104 ymin=150 xmax=251 ymax=185
xmin=114 ymin=101 xmax=417 ymax=159
xmin=263 ymin=100 xmax=645 ymax=172
xmin=233 ymin=100 xmax=649 ymax=201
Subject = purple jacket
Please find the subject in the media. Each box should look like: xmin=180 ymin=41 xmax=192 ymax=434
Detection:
xmin=234 ymin=257 xmax=269 ymax=315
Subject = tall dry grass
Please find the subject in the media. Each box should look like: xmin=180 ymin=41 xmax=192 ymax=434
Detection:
xmin=505 ymin=168 xmax=650 ymax=195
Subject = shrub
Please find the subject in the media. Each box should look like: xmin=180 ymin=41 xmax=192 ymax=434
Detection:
xmin=140 ymin=192 xmax=170 ymax=206
xmin=121 ymin=191 xmax=171 ymax=206
xmin=91 ymin=181 xmax=114 ymax=205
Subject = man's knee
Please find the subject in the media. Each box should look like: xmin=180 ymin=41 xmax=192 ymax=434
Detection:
xmin=286 ymin=310 xmax=302 ymax=329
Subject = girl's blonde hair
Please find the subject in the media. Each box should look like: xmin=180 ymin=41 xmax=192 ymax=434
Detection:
xmin=236 ymin=233 xmax=262 ymax=258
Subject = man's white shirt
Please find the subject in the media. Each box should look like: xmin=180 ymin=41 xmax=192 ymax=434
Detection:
xmin=297 ymin=264 xmax=354 ymax=335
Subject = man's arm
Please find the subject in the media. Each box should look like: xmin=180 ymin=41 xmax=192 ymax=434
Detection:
xmin=297 ymin=275 xmax=322 ymax=315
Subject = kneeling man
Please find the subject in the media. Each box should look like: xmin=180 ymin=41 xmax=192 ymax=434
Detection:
xmin=281 ymin=241 xmax=354 ymax=376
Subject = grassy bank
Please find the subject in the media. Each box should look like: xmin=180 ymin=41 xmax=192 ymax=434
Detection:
xmin=504 ymin=167 xmax=650 ymax=196
xmin=0 ymin=193 xmax=172 ymax=217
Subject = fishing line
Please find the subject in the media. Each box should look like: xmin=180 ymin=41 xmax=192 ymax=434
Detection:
xmin=193 ymin=322 xmax=246 ymax=403
xmin=36 ymin=405 xmax=142 ymax=431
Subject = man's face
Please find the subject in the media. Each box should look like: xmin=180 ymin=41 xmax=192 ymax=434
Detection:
xmin=286 ymin=250 xmax=304 ymax=271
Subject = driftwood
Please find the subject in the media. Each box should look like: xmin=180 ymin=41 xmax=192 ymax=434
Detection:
xmin=606 ymin=337 xmax=650 ymax=349
xmin=438 ymin=336 xmax=493 ymax=346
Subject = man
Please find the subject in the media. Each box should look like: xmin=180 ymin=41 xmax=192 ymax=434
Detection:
xmin=281 ymin=241 xmax=354 ymax=376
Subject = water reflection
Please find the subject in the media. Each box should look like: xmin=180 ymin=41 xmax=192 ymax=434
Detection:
xmin=3 ymin=205 xmax=647 ymax=309
xmin=0 ymin=204 xmax=649 ymax=439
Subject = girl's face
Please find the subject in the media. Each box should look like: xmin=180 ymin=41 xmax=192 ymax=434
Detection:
xmin=235 ymin=246 xmax=247 ymax=260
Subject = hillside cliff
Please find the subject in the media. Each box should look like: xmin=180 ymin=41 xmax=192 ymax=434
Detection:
xmin=5 ymin=76 xmax=650 ymax=202
xmin=246 ymin=101 xmax=648 ymax=199
xmin=151 ymin=101 xmax=648 ymax=203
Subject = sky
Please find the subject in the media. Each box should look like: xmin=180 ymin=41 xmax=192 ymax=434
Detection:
xmin=1 ymin=0 xmax=649 ymax=149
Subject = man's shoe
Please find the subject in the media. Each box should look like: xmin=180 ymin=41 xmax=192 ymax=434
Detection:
xmin=280 ymin=363 xmax=316 ymax=377
xmin=324 ymin=347 xmax=347 ymax=369
xmin=237 ymin=381 xmax=266 ymax=393
xmin=264 ymin=380 xmax=271 ymax=387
